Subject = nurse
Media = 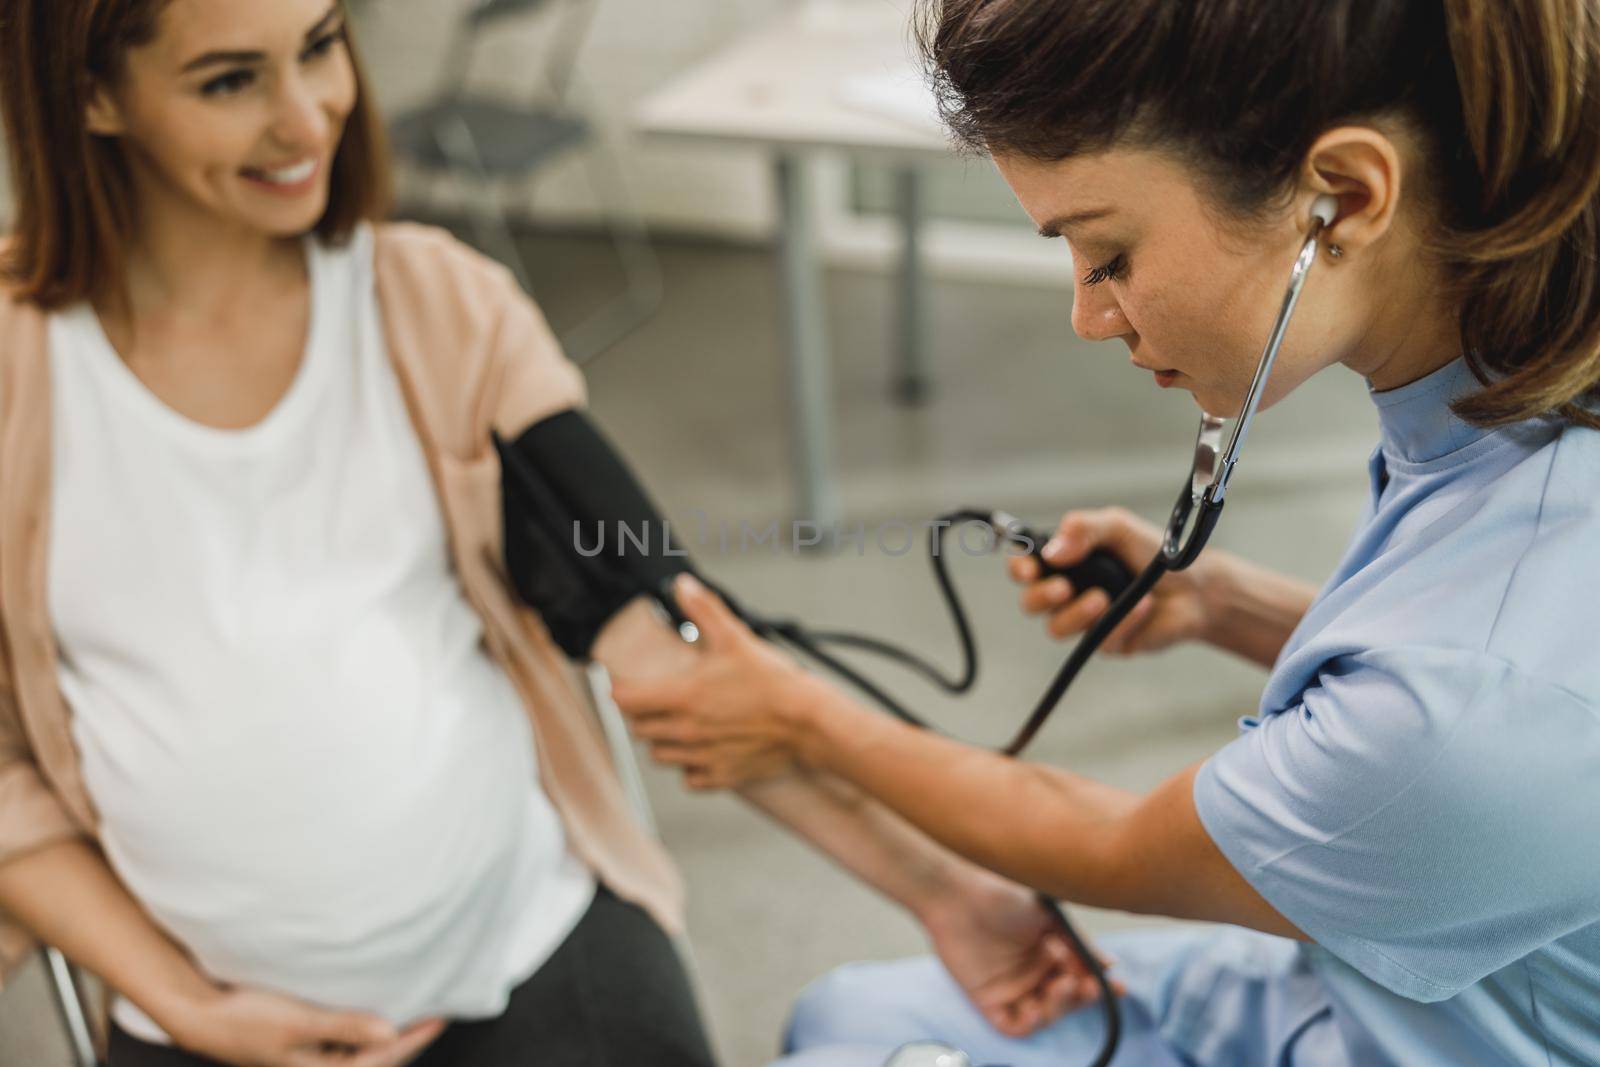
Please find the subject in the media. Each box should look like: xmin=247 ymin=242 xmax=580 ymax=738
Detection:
xmin=612 ymin=0 xmax=1600 ymax=1064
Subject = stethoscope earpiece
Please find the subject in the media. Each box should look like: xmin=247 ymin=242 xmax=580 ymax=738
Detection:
xmin=1311 ymin=194 xmax=1342 ymax=259
xmin=1310 ymin=193 xmax=1339 ymax=229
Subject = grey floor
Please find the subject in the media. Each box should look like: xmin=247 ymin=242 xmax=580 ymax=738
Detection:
xmin=0 ymin=228 xmax=1380 ymax=1066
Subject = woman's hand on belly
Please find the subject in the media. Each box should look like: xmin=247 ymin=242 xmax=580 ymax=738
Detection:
xmin=168 ymin=983 xmax=446 ymax=1067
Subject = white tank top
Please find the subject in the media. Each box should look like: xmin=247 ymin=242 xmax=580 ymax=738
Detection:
xmin=46 ymin=225 xmax=594 ymax=1043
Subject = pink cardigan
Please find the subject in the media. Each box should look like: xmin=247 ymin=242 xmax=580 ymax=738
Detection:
xmin=0 ymin=223 xmax=684 ymax=1000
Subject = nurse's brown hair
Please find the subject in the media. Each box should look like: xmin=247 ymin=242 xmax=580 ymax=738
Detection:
xmin=917 ymin=0 xmax=1600 ymax=430
xmin=0 ymin=0 xmax=392 ymax=309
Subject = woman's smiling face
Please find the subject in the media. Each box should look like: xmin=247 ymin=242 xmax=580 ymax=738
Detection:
xmin=87 ymin=0 xmax=358 ymax=239
xmin=994 ymin=147 xmax=1345 ymax=417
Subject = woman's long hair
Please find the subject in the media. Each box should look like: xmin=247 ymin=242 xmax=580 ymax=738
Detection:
xmin=917 ymin=0 xmax=1600 ymax=429
xmin=0 ymin=0 xmax=393 ymax=309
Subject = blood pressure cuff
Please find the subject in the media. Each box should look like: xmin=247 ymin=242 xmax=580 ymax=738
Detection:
xmin=493 ymin=409 xmax=695 ymax=660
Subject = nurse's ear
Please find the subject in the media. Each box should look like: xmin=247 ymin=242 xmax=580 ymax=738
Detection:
xmin=1298 ymin=124 xmax=1410 ymax=260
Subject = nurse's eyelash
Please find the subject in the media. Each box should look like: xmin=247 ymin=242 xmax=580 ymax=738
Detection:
xmin=1081 ymin=254 xmax=1127 ymax=287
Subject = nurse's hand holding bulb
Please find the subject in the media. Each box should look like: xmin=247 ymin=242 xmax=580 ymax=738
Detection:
xmin=1009 ymin=506 xmax=1312 ymax=670
xmin=1009 ymin=506 xmax=1212 ymax=655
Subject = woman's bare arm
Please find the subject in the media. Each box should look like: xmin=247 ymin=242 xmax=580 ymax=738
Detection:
xmin=593 ymin=599 xmax=999 ymax=919
xmin=0 ymin=838 xmax=220 ymax=1036
xmin=0 ymin=839 xmax=439 ymax=1064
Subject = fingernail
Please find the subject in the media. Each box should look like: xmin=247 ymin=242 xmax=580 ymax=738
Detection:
xmin=677 ymin=573 xmax=703 ymax=595
xmin=1049 ymin=577 xmax=1072 ymax=600
xmin=1043 ymin=537 xmax=1066 ymax=562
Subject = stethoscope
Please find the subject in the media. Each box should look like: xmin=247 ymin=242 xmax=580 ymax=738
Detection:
xmin=697 ymin=194 xmax=1341 ymax=1067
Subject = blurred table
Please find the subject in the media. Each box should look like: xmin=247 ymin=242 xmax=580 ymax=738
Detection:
xmin=634 ymin=1 xmax=954 ymax=530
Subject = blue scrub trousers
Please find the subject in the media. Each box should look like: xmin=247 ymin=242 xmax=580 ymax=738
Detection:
xmin=770 ymin=924 xmax=1347 ymax=1067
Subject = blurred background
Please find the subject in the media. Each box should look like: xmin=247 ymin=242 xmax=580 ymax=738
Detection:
xmin=0 ymin=1 xmax=1380 ymax=1063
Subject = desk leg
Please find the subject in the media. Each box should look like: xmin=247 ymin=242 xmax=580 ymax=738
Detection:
xmin=774 ymin=153 xmax=841 ymax=535
xmin=894 ymin=165 xmax=931 ymax=406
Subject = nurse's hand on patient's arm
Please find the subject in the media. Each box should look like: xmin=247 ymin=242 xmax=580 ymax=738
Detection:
xmin=609 ymin=575 xmax=820 ymax=789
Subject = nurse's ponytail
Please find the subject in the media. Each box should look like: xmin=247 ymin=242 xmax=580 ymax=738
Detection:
xmin=1436 ymin=0 xmax=1600 ymax=427
xmin=917 ymin=0 xmax=1600 ymax=428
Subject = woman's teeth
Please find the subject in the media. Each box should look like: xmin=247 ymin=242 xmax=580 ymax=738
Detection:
xmin=246 ymin=159 xmax=316 ymax=185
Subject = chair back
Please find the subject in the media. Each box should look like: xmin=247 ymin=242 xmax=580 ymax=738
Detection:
xmin=43 ymin=947 xmax=103 ymax=1066
xmin=439 ymin=0 xmax=598 ymax=103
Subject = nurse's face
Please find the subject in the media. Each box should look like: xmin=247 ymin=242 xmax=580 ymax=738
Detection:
xmin=85 ymin=0 xmax=358 ymax=240
xmin=994 ymin=148 xmax=1344 ymax=416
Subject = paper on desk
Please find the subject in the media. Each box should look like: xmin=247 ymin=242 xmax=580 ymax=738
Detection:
xmin=834 ymin=72 xmax=945 ymax=136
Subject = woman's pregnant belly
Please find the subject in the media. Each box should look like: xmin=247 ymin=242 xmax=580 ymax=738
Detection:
xmin=66 ymin=599 xmax=574 ymax=1011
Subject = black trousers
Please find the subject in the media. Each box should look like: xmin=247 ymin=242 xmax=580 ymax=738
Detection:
xmin=108 ymin=885 xmax=719 ymax=1067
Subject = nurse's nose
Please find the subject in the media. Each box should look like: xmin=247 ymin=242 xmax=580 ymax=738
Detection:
xmin=1070 ymin=289 xmax=1132 ymax=343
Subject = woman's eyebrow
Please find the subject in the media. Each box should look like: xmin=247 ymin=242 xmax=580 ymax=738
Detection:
xmin=1036 ymin=207 xmax=1116 ymax=238
xmin=179 ymin=3 xmax=342 ymax=73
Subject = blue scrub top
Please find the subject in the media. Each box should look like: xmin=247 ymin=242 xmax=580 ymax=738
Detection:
xmin=1195 ymin=355 xmax=1600 ymax=1065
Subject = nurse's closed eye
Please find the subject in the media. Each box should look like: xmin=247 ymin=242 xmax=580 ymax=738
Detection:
xmin=1082 ymin=254 xmax=1127 ymax=287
